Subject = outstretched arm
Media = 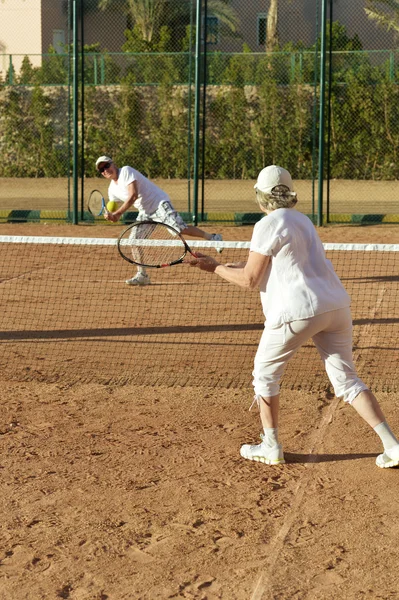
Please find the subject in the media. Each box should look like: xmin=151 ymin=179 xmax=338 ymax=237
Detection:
xmin=188 ymin=251 xmax=270 ymax=290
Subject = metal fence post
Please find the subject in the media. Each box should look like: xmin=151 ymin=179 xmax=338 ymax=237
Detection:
xmin=317 ymin=0 xmax=327 ymax=227
xmin=201 ymin=0 xmax=208 ymax=222
xmin=80 ymin=0 xmax=85 ymax=221
xmin=187 ymin=0 xmax=195 ymax=217
xmin=8 ymin=55 xmax=13 ymax=85
xmin=193 ymin=0 xmax=202 ymax=226
xmin=72 ymin=0 xmax=79 ymax=225
xmin=326 ymin=0 xmax=333 ymax=224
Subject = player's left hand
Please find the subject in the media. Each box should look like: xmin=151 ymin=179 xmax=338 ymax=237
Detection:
xmin=186 ymin=252 xmax=219 ymax=273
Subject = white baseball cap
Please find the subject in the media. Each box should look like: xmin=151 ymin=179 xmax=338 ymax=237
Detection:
xmin=255 ymin=165 xmax=293 ymax=193
xmin=95 ymin=155 xmax=113 ymax=169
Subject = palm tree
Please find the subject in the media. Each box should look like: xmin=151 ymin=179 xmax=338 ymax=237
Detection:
xmin=365 ymin=0 xmax=399 ymax=34
xmin=266 ymin=0 xmax=279 ymax=51
xmin=265 ymin=0 xmax=295 ymax=52
xmin=98 ymin=0 xmax=238 ymax=44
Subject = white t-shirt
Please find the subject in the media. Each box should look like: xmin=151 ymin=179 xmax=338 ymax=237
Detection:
xmin=108 ymin=166 xmax=170 ymax=215
xmin=250 ymin=208 xmax=350 ymax=327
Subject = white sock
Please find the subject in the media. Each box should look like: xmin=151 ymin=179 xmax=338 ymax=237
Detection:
xmin=374 ymin=422 xmax=399 ymax=451
xmin=263 ymin=427 xmax=279 ymax=448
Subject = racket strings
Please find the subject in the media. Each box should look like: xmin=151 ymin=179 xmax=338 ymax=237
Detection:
xmin=88 ymin=191 xmax=104 ymax=216
xmin=120 ymin=222 xmax=187 ymax=267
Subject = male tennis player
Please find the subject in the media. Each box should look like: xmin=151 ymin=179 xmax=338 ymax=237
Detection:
xmin=188 ymin=165 xmax=399 ymax=469
xmin=96 ymin=156 xmax=223 ymax=286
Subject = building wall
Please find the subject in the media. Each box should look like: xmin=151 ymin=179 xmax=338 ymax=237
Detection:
xmin=0 ymin=0 xmax=127 ymax=79
xmin=0 ymin=0 xmax=397 ymax=80
xmin=83 ymin=9 xmax=128 ymax=52
xmin=331 ymin=0 xmax=395 ymax=49
xmin=218 ymin=0 xmax=396 ymax=52
xmin=0 ymin=0 xmax=42 ymax=76
xmin=221 ymin=0 xmax=318 ymax=51
xmin=41 ymin=0 xmax=67 ymax=56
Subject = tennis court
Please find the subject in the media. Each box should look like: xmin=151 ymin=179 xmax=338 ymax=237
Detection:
xmin=1 ymin=222 xmax=399 ymax=599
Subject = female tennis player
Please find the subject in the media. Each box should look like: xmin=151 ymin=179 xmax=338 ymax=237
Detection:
xmin=96 ymin=156 xmax=223 ymax=286
xmin=187 ymin=165 xmax=399 ymax=469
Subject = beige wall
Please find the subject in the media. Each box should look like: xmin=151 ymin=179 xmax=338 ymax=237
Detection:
xmin=0 ymin=0 xmax=128 ymax=79
xmin=0 ymin=0 xmax=42 ymax=76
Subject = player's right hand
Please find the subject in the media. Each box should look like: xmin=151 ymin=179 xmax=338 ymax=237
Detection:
xmin=104 ymin=212 xmax=121 ymax=223
xmin=186 ymin=253 xmax=219 ymax=273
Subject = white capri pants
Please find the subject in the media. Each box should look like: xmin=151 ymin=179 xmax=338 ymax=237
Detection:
xmin=136 ymin=199 xmax=187 ymax=232
xmin=253 ymin=307 xmax=368 ymax=404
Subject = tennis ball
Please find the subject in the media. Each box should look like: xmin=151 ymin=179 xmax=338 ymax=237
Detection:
xmin=106 ymin=200 xmax=120 ymax=212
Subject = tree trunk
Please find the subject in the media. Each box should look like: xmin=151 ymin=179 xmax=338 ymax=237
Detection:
xmin=266 ymin=0 xmax=279 ymax=51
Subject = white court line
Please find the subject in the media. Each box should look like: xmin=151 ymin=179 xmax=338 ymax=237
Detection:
xmin=250 ymin=395 xmax=341 ymax=600
xmin=1 ymin=236 xmax=399 ymax=252
xmin=251 ymin=284 xmax=389 ymax=599
xmin=352 ymin=284 xmax=386 ymax=368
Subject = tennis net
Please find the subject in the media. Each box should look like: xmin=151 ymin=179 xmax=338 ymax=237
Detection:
xmin=0 ymin=235 xmax=398 ymax=392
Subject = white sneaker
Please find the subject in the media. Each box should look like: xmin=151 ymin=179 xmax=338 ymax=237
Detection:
xmin=240 ymin=434 xmax=285 ymax=465
xmin=125 ymin=273 xmax=151 ymax=286
xmin=210 ymin=233 xmax=223 ymax=254
xmin=376 ymin=444 xmax=399 ymax=468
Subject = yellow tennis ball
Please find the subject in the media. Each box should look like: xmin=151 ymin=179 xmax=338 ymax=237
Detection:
xmin=106 ymin=200 xmax=120 ymax=212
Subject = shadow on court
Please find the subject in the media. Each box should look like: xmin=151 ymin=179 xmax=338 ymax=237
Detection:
xmin=285 ymin=452 xmax=379 ymax=464
xmin=1 ymin=318 xmax=398 ymax=341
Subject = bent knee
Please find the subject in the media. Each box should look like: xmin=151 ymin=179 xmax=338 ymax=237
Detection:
xmin=336 ymin=381 xmax=369 ymax=404
xmin=252 ymin=375 xmax=281 ymax=398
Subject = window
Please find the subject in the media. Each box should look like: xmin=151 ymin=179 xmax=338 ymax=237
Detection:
xmin=53 ymin=30 xmax=65 ymax=53
xmin=206 ymin=16 xmax=219 ymax=45
xmin=257 ymin=14 xmax=267 ymax=46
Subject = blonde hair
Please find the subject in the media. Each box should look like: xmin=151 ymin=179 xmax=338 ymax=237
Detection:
xmin=255 ymin=184 xmax=297 ymax=212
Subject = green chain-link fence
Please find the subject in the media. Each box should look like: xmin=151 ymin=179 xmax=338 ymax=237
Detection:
xmin=1 ymin=0 xmax=399 ymax=225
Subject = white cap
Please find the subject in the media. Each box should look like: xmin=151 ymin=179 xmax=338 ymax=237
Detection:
xmin=255 ymin=165 xmax=293 ymax=193
xmin=96 ymin=155 xmax=113 ymax=169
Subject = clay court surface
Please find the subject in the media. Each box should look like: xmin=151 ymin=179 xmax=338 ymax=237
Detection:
xmin=1 ymin=219 xmax=399 ymax=599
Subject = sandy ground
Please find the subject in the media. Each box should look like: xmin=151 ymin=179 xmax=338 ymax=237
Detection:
xmin=1 ymin=221 xmax=399 ymax=600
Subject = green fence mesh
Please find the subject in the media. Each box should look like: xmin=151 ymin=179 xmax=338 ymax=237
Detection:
xmin=1 ymin=1 xmax=399 ymax=225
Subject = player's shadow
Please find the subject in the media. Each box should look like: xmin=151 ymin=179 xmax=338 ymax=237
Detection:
xmin=342 ymin=275 xmax=399 ymax=283
xmin=285 ymin=452 xmax=379 ymax=463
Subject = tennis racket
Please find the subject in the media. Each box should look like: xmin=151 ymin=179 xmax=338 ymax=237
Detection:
xmin=87 ymin=189 xmax=108 ymax=216
xmin=117 ymin=221 xmax=197 ymax=268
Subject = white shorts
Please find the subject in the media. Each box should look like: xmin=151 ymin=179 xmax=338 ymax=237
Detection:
xmin=136 ymin=200 xmax=187 ymax=232
xmin=253 ymin=307 xmax=368 ymax=404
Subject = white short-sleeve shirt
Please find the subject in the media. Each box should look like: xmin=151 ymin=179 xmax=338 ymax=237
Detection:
xmin=108 ymin=166 xmax=170 ymax=214
xmin=250 ymin=208 xmax=350 ymax=327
